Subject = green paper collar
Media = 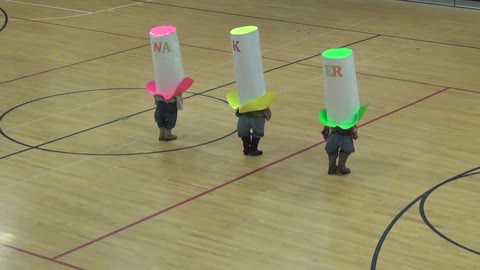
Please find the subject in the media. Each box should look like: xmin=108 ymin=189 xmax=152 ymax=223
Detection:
xmin=318 ymin=104 xmax=369 ymax=129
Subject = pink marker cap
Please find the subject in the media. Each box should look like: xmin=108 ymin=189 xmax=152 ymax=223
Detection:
xmin=149 ymin=25 xmax=176 ymax=37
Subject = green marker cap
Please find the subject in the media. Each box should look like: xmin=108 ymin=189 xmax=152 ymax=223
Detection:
xmin=322 ymin=48 xmax=353 ymax=59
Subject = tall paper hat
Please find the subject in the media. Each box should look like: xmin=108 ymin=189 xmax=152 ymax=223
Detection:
xmin=227 ymin=26 xmax=276 ymax=113
xmin=146 ymin=25 xmax=194 ymax=99
xmin=318 ymin=48 xmax=368 ymax=129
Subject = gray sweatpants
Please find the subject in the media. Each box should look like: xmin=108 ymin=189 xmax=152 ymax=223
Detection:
xmin=325 ymin=134 xmax=355 ymax=155
xmin=237 ymin=115 xmax=265 ymax=138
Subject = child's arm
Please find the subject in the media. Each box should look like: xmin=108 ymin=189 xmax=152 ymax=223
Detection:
xmin=264 ymin=107 xmax=272 ymax=121
xmin=154 ymin=95 xmax=161 ymax=105
xmin=321 ymin=126 xmax=330 ymax=140
xmin=352 ymin=125 xmax=358 ymax=140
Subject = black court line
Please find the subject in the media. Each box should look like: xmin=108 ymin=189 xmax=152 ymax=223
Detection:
xmin=0 ymin=44 xmax=149 ymax=85
xmin=0 ymin=35 xmax=380 ymax=160
xmin=10 ymin=1 xmax=480 ymax=53
xmin=10 ymin=17 xmax=232 ymax=55
xmin=371 ymin=166 xmax=480 ymax=269
xmin=0 ymin=89 xmax=233 ymax=158
xmin=0 ymin=88 xmax=237 ymax=156
xmin=7 ymin=16 xmax=480 ymax=95
xmin=0 ymin=7 xmax=8 ymax=33
xmin=419 ymin=171 xmax=480 ymax=255
xmin=133 ymin=0 xmax=480 ymax=50
xmin=394 ymin=0 xmax=480 ymax=10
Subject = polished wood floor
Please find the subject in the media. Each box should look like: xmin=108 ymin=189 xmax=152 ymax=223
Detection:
xmin=0 ymin=0 xmax=479 ymax=269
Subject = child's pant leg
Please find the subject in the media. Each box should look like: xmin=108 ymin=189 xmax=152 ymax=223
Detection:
xmin=250 ymin=117 xmax=266 ymax=138
xmin=154 ymin=105 xmax=166 ymax=128
xmin=325 ymin=134 xmax=355 ymax=154
xmin=164 ymin=109 xmax=178 ymax=130
xmin=156 ymin=102 xmax=178 ymax=129
xmin=237 ymin=116 xmax=251 ymax=137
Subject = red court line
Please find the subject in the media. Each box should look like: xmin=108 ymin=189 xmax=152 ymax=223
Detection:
xmin=51 ymin=86 xmax=450 ymax=260
xmin=1 ymin=243 xmax=85 ymax=270
xmin=12 ymin=17 xmax=146 ymax=41
xmin=357 ymin=72 xmax=480 ymax=94
xmin=7 ymin=14 xmax=479 ymax=95
xmin=0 ymin=44 xmax=148 ymax=85
xmin=295 ymin=63 xmax=479 ymax=94
xmin=450 ymin=87 xmax=480 ymax=94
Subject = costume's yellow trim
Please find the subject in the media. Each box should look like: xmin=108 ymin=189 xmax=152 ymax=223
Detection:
xmin=227 ymin=91 xmax=276 ymax=112
xmin=226 ymin=91 xmax=241 ymax=108
xmin=230 ymin=26 xmax=258 ymax=35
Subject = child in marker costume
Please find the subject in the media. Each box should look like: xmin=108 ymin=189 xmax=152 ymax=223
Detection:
xmin=145 ymin=25 xmax=193 ymax=142
xmin=321 ymin=124 xmax=358 ymax=174
xmin=154 ymin=94 xmax=183 ymax=141
xmin=318 ymin=47 xmax=368 ymax=175
xmin=227 ymin=25 xmax=276 ymax=156
xmin=235 ymin=106 xmax=272 ymax=156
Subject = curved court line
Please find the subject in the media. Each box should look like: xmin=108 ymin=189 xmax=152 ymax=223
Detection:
xmin=419 ymin=171 xmax=480 ymax=255
xmin=0 ymin=36 xmax=379 ymax=158
xmin=370 ymin=166 xmax=480 ymax=269
xmin=0 ymin=74 xmax=322 ymax=193
xmin=0 ymin=7 xmax=8 ymax=32
xmin=8 ymin=0 xmax=152 ymax=22
xmin=0 ymin=69 xmax=322 ymax=158
xmin=3 ymin=89 xmax=140 ymax=132
xmin=0 ymin=88 xmax=236 ymax=157
xmin=49 ymin=85 xmax=452 ymax=260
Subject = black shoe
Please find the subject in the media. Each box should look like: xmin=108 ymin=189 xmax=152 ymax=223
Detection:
xmin=249 ymin=136 xmax=263 ymax=156
xmin=327 ymin=153 xmax=338 ymax=175
xmin=328 ymin=165 xmax=338 ymax=175
xmin=336 ymin=152 xmax=351 ymax=175
xmin=241 ymin=136 xmax=251 ymax=155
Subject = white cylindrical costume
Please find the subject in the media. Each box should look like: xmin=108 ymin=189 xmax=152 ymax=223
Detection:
xmin=319 ymin=48 xmax=368 ymax=129
xmin=146 ymin=25 xmax=193 ymax=100
xmin=227 ymin=25 xmax=275 ymax=113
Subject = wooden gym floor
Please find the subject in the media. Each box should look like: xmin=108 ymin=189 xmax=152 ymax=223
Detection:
xmin=0 ymin=0 xmax=479 ymax=269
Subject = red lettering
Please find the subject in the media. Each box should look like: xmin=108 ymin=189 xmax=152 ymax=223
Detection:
xmin=332 ymin=65 xmax=342 ymax=77
xmin=153 ymin=42 xmax=162 ymax=53
xmin=232 ymin=40 xmax=240 ymax=52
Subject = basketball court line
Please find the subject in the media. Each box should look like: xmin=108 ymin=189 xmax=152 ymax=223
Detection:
xmin=296 ymin=62 xmax=480 ymax=94
xmin=1 ymin=18 xmax=478 ymax=94
xmin=450 ymin=88 xmax=480 ymax=94
xmin=2 ymin=89 xmax=140 ymax=133
xmin=7 ymin=0 xmax=152 ymax=21
xmin=3 ymin=14 xmax=380 ymax=85
xmin=3 ymin=0 xmax=88 ymax=13
xmin=1 ymin=3 xmax=477 ymax=266
xmin=370 ymin=166 xmax=480 ymax=270
xmin=133 ymin=0 xmax=480 ymax=50
xmin=0 ymin=43 xmax=149 ymax=85
xmin=0 ymin=35 xmax=379 ymax=159
xmin=0 ymin=32 xmax=476 ymax=162
xmin=0 ymin=76 xmax=322 ymax=192
xmin=0 ymin=33 xmax=452 ymax=267
xmin=0 ymin=243 xmax=85 ymax=270
xmin=50 ymin=86 xmax=450 ymax=261
xmin=3 ymin=5 xmax=479 ymax=95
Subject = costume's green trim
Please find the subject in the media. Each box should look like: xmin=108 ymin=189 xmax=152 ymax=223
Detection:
xmin=227 ymin=91 xmax=276 ymax=112
xmin=319 ymin=104 xmax=369 ymax=129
